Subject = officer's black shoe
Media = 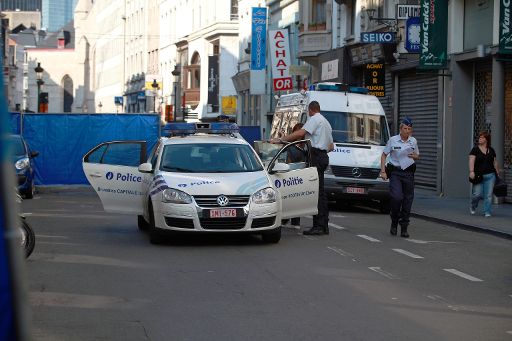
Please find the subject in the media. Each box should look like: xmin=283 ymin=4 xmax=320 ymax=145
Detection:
xmin=303 ymin=227 xmax=325 ymax=236
xmin=390 ymin=223 xmax=398 ymax=236
xmin=400 ymin=226 xmax=409 ymax=238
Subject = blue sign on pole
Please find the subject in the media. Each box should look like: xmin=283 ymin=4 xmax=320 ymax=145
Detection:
xmin=251 ymin=7 xmax=267 ymax=70
xmin=361 ymin=32 xmax=396 ymax=44
xmin=114 ymin=96 xmax=123 ymax=105
xmin=405 ymin=17 xmax=421 ymax=53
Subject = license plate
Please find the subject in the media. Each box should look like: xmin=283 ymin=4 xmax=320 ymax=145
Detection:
xmin=209 ymin=208 xmax=237 ymax=218
xmin=346 ymin=187 xmax=365 ymax=194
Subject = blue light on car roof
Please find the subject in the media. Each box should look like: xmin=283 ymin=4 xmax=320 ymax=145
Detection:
xmin=163 ymin=122 xmax=239 ymax=136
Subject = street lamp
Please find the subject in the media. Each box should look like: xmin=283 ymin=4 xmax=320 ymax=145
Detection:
xmin=98 ymin=101 xmax=103 ymax=113
xmin=34 ymin=62 xmax=44 ymax=112
xmin=171 ymin=64 xmax=181 ymax=122
xmin=151 ymin=79 xmax=159 ymax=113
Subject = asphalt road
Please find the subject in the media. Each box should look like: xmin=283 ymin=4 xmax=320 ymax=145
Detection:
xmin=21 ymin=191 xmax=512 ymax=341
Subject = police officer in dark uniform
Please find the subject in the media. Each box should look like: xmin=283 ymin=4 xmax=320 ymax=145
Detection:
xmin=270 ymin=101 xmax=333 ymax=235
xmin=380 ymin=117 xmax=420 ymax=238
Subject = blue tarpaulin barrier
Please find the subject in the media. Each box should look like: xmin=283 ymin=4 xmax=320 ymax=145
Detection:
xmin=239 ymin=126 xmax=262 ymax=146
xmin=9 ymin=113 xmax=20 ymax=134
xmin=18 ymin=113 xmax=159 ymax=185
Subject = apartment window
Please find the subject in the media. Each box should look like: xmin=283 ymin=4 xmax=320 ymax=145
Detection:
xmin=368 ymin=0 xmax=384 ymax=19
xmin=230 ymin=0 xmax=238 ymax=20
xmin=311 ymin=0 xmax=326 ymax=24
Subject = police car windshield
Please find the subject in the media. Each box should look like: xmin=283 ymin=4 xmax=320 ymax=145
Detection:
xmin=160 ymin=143 xmax=264 ymax=173
xmin=322 ymin=111 xmax=389 ymax=146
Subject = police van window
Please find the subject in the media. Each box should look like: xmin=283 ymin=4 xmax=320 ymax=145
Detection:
xmin=322 ymin=111 xmax=389 ymax=145
xmin=102 ymin=143 xmax=142 ymax=167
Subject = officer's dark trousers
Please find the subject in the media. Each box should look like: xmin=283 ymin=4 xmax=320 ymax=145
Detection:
xmin=389 ymin=170 xmax=415 ymax=227
xmin=311 ymin=148 xmax=329 ymax=229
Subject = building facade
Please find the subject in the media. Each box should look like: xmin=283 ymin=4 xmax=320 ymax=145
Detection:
xmin=0 ymin=0 xmax=42 ymax=11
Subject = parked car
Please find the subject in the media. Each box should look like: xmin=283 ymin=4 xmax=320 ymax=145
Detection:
xmin=82 ymin=122 xmax=319 ymax=244
xmin=11 ymin=134 xmax=39 ymax=199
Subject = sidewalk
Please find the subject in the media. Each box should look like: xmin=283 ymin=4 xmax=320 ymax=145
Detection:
xmin=412 ymin=189 xmax=512 ymax=239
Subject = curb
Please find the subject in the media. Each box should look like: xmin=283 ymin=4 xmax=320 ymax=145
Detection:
xmin=411 ymin=212 xmax=512 ymax=240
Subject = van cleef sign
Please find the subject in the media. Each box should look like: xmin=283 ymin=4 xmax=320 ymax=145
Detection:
xmin=500 ymin=0 xmax=512 ymax=54
xmin=419 ymin=0 xmax=448 ymax=69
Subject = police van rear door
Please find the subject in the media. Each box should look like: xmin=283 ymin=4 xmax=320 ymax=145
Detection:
xmin=82 ymin=141 xmax=146 ymax=214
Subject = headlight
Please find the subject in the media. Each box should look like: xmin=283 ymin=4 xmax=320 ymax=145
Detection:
xmin=252 ymin=187 xmax=276 ymax=204
xmin=15 ymin=158 xmax=29 ymax=170
xmin=324 ymin=165 xmax=333 ymax=175
xmin=162 ymin=188 xmax=192 ymax=204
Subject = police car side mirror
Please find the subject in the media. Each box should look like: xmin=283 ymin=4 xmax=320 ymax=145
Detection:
xmin=270 ymin=162 xmax=290 ymax=174
xmin=138 ymin=162 xmax=153 ymax=173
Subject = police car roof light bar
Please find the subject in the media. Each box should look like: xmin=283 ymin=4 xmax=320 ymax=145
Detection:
xmin=165 ymin=122 xmax=197 ymax=136
xmin=164 ymin=122 xmax=240 ymax=136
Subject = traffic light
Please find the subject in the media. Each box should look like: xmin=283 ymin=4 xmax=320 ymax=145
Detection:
xmin=39 ymin=92 xmax=48 ymax=113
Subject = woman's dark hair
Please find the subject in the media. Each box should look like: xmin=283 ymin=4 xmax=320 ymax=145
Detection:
xmin=292 ymin=122 xmax=304 ymax=132
xmin=479 ymin=131 xmax=491 ymax=146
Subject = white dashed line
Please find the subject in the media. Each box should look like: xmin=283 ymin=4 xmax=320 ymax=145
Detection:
xmin=330 ymin=213 xmax=346 ymax=218
xmin=392 ymin=249 xmax=424 ymax=259
xmin=357 ymin=235 xmax=381 ymax=242
xmin=506 ymin=331 xmax=512 ymax=335
xmin=327 ymin=246 xmax=354 ymax=258
xmin=407 ymin=239 xmax=456 ymax=244
xmin=328 ymin=222 xmax=346 ymax=230
xmin=368 ymin=267 xmax=397 ymax=279
xmin=443 ymin=269 xmax=483 ymax=282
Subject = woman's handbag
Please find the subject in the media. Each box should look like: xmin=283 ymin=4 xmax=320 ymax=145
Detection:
xmin=493 ymin=175 xmax=508 ymax=197
xmin=469 ymin=173 xmax=483 ymax=184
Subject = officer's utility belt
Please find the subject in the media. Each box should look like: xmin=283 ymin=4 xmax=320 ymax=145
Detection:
xmin=386 ymin=163 xmax=416 ymax=176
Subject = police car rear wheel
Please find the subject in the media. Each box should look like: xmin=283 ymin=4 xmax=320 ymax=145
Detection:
xmin=261 ymin=228 xmax=281 ymax=244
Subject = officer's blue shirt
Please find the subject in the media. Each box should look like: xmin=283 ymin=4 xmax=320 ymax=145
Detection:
xmin=383 ymin=134 xmax=419 ymax=167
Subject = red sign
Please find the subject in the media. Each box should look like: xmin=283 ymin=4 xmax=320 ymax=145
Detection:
xmin=273 ymin=77 xmax=293 ymax=91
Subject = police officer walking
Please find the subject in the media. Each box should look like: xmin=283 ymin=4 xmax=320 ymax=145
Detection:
xmin=270 ymin=101 xmax=333 ymax=235
xmin=380 ymin=117 xmax=420 ymax=238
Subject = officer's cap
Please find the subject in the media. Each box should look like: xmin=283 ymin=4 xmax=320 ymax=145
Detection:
xmin=401 ymin=117 xmax=413 ymax=127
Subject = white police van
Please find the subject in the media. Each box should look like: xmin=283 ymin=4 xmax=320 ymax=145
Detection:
xmin=82 ymin=122 xmax=319 ymax=244
xmin=270 ymin=83 xmax=391 ymax=212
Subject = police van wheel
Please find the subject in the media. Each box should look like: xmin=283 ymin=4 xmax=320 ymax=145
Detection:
xmin=262 ymin=228 xmax=281 ymax=244
xmin=148 ymin=201 xmax=164 ymax=244
xmin=138 ymin=215 xmax=150 ymax=231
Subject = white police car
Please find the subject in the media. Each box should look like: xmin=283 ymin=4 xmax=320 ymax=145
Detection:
xmin=82 ymin=123 xmax=319 ymax=244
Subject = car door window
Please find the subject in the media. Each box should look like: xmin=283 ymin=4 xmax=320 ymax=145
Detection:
xmin=84 ymin=141 xmax=146 ymax=166
xmin=269 ymin=140 xmax=312 ymax=171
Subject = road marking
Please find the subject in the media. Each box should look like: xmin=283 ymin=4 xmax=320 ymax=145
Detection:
xmin=357 ymin=234 xmax=381 ymax=242
xmin=506 ymin=331 xmax=512 ymax=335
xmin=330 ymin=213 xmax=346 ymax=218
xmin=328 ymin=222 xmax=346 ymax=230
xmin=327 ymin=246 xmax=354 ymax=258
xmin=368 ymin=267 xmax=397 ymax=279
xmin=407 ymin=239 xmax=456 ymax=244
xmin=37 ymin=234 xmax=68 ymax=239
xmin=392 ymin=249 xmax=424 ymax=259
xmin=443 ymin=269 xmax=483 ymax=282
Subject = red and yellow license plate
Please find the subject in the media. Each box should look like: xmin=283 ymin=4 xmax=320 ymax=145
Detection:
xmin=209 ymin=208 xmax=237 ymax=218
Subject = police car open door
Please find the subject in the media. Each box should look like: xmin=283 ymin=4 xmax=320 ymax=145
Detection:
xmin=267 ymin=140 xmax=319 ymax=219
xmin=82 ymin=141 xmax=146 ymax=214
